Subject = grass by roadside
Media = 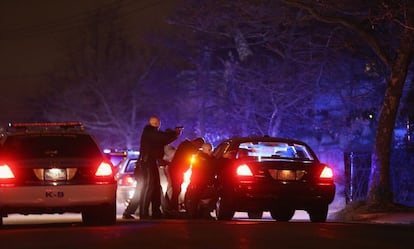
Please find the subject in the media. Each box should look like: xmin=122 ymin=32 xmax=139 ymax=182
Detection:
xmin=330 ymin=200 xmax=414 ymax=222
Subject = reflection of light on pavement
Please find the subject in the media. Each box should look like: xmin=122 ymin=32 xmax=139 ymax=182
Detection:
xmin=3 ymin=214 xmax=82 ymax=225
xmin=4 ymin=210 xmax=327 ymax=224
xmin=232 ymin=211 xmax=310 ymax=220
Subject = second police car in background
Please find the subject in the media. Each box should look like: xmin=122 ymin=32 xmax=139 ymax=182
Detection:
xmin=213 ymin=136 xmax=336 ymax=222
xmin=115 ymin=153 xmax=139 ymax=207
xmin=115 ymin=151 xmax=172 ymax=209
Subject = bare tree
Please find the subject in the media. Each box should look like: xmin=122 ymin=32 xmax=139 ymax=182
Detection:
xmin=220 ymin=53 xmax=314 ymax=137
xmin=42 ymin=7 xmax=160 ymax=149
xmin=169 ymin=0 xmax=327 ymax=138
xmin=282 ymin=0 xmax=414 ymax=208
xmin=170 ymin=0 xmax=381 ymax=145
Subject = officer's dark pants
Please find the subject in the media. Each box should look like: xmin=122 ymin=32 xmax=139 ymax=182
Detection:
xmin=140 ymin=161 xmax=162 ymax=218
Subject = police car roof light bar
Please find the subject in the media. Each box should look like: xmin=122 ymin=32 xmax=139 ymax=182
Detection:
xmin=7 ymin=122 xmax=84 ymax=131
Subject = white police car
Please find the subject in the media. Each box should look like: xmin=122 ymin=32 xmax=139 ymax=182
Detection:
xmin=0 ymin=122 xmax=117 ymax=226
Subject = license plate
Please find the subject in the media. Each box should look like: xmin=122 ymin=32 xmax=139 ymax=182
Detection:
xmin=277 ymin=170 xmax=295 ymax=180
xmin=44 ymin=168 xmax=67 ymax=181
xmin=269 ymin=169 xmax=296 ymax=180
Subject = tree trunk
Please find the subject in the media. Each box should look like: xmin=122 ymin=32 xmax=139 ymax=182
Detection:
xmin=368 ymin=32 xmax=413 ymax=207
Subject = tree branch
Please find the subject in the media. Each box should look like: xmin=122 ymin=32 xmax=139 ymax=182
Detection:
xmin=282 ymin=0 xmax=393 ymax=67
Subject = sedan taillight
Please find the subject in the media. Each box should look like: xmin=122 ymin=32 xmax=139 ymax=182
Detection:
xmin=0 ymin=164 xmax=15 ymax=179
xmin=236 ymin=164 xmax=253 ymax=176
xmin=319 ymin=166 xmax=333 ymax=179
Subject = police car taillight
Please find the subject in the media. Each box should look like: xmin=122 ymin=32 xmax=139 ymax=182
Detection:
xmin=319 ymin=166 xmax=333 ymax=179
xmin=95 ymin=162 xmax=113 ymax=177
xmin=119 ymin=175 xmax=135 ymax=186
xmin=236 ymin=164 xmax=253 ymax=176
xmin=0 ymin=164 xmax=15 ymax=179
xmin=0 ymin=164 xmax=15 ymax=186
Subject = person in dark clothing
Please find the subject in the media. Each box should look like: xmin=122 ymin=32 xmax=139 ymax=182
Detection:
xmin=122 ymin=116 xmax=181 ymax=219
xmin=184 ymin=142 xmax=217 ymax=219
xmin=166 ymin=137 xmax=204 ymax=215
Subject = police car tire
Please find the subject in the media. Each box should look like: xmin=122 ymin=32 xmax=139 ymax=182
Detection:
xmin=308 ymin=204 xmax=328 ymax=222
xmin=215 ymin=196 xmax=235 ymax=220
xmin=270 ymin=207 xmax=295 ymax=221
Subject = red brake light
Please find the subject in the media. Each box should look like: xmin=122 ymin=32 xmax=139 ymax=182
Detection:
xmin=236 ymin=164 xmax=253 ymax=176
xmin=95 ymin=162 xmax=113 ymax=177
xmin=319 ymin=166 xmax=333 ymax=179
xmin=120 ymin=175 xmax=136 ymax=186
xmin=0 ymin=164 xmax=15 ymax=179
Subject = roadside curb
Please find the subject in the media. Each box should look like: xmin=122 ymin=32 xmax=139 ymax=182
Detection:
xmin=329 ymin=209 xmax=414 ymax=225
xmin=342 ymin=212 xmax=414 ymax=225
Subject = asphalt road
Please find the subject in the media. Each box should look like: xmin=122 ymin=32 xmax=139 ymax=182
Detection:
xmin=1 ymin=213 xmax=413 ymax=249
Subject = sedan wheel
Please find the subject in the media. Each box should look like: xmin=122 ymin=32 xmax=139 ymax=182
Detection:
xmin=215 ymin=196 xmax=235 ymax=220
xmin=270 ymin=207 xmax=295 ymax=221
xmin=307 ymin=205 xmax=328 ymax=222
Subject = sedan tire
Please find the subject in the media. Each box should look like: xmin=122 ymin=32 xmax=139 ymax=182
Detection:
xmin=270 ymin=207 xmax=295 ymax=221
xmin=307 ymin=205 xmax=328 ymax=222
xmin=215 ymin=196 xmax=235 ymax=220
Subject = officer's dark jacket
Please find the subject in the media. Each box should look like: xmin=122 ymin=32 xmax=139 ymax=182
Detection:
xmin=139 ymin=125 xmax=178 ymax=162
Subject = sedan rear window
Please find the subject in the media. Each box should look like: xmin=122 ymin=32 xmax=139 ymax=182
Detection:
xmin=237 ymin=142 xmax=314 ymax=161
xmin=0 ymin=134 xmax=102 ymax=159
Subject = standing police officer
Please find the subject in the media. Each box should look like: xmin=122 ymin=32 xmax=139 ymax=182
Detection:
xmin=123 ymin=116 xmax=181 ymax=219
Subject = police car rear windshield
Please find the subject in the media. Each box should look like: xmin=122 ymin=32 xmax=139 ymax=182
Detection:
xmin=0 ymin=134 xmax=102 ymax=159
xmin=237 ymin=141 xmax=314 ymax=161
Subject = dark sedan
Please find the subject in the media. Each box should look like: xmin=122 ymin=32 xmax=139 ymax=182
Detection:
xmin=213 ymin=136 xmax=336 ymax=222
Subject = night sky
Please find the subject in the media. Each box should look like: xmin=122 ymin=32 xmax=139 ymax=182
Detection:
xmin=0 ymin=0 xmax=176 ymax=124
